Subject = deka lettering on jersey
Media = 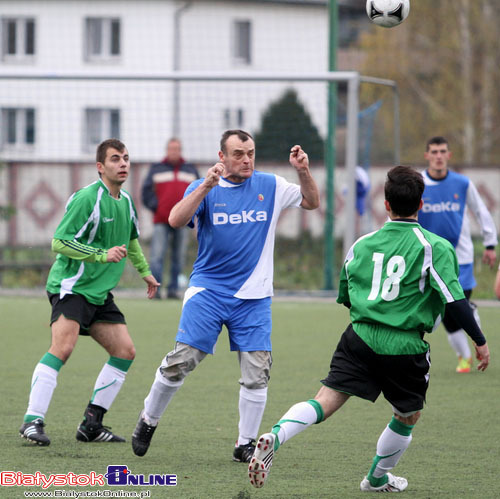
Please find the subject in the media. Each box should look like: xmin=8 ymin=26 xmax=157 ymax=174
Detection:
xmin=213 ymin=210 xmax=267 ymax=225
xmin=421 ymin=201 xmax=460 ymax=213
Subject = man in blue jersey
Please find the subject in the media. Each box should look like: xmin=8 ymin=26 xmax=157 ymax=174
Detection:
xmin=418 ymin=136 xmax=497 ymax=373
xmin=132 ymin=129 xmax=320 ymax=460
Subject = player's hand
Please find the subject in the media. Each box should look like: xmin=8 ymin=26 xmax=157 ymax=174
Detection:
xmin=475 ymin=343 xmax=490 ymax=371
xmin=107 ymin=244 xmax=127 ymax=263
xmin=203 ymin=162 xmax=225 ymax=189
xmin=289 ymin=145 xmax=309 ymax=172
xmin=482 ymin=248 xmax=496 ymax=268
xmin=143 ymin=274 xmax=160 ymax=299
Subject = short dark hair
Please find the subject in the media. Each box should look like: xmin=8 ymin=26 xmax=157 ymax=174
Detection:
xmin=426 ymin=136 xmax=448 ymax=151
xmin=96 ymin=138 xmax=126 ymax=164
xmin=220 ymin=129 xmax=253 ymax=154
xmin=384 ymin=165 xmax=424 ymax=217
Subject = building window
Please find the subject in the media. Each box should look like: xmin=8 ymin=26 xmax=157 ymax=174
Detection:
xmin=85 ymin=18 xmax=121 ymax=61
xmin=85 ymin=108 xmax=120 ymax=150
xmin=233 ymin=20 xmax=251 ymax=65
xmin=223 ymin=108 xmax=245 ymax=129
xmin=1 ymin=18 xmax=35 ymax=60
xmin=0 ymin=108 xmax=35 ymax=149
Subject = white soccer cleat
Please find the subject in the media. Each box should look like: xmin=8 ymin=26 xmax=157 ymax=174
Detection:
xmin=360 ymin=472 xmax=408 ymax=492
xmin=248 ymin=432 xmax=275 ymax=488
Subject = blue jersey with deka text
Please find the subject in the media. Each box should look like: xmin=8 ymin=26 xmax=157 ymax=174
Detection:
xmin=419 ymin=169 xmax=498 ymax=289
xmin=419 ymin=170 xmax=468 ymax=248
xmin=185 ymin=171 xmax=302 ymax=299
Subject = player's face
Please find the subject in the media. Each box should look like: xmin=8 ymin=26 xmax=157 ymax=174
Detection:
xmin=167 ymin=140 xmax=182 ymax=163
xmin=425 ymin=143 xmax=451 ymax=179
xmin=219 ymin=135 xmax=255 ymax=183
xmin=97 ymin=147 xmax=130 ymax=188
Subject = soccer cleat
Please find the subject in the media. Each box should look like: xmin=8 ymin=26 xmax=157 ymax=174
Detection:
xmin=76 ymin=423 xmax=125 ymax=442
xmin=456 ymin=356 xmax=472 ymax=373
xmin=131 ymin=411 xmax=158 ymax=457
xmin=360 ymin=473 xmax=408 ymax=492
xmin=248 ymin=433 xmax=275 ymax=488
xmin=232 ymin=439 xmax=256 ymax=463
xmin=19 ymin=419 xmax=50 ymax=446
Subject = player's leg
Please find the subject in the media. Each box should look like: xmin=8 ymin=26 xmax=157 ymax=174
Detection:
xmin=443 ymin=289 xmax=473 ymax=373
xmin=76 ymin=295 xmax=131 ymax=442
xmin=227 ymin=297 xmax=273 ymax=462
xmin=75 ymin=323 xmax=133 ymax=442
xmin=167 ymin=226 xmax=187 ymax=299
xmin=131 ymin=342 xmax=207 ymax=456
xmin=361 ymin=348 xmax=430 ymax=493
xmin=249 ymin=386 xmax=348 ymax=488
xmin=232 ymin=350 xmax=272 ymax=462
xmin=149 ymin=223 xmax=169 ymax=299
xmin=132 ymin=287 xmax=222 ymax=456
xmin=249 ymin=324 xmax=368 ymax=488
xmin=20 ymin=294 xmax=83 ymax=445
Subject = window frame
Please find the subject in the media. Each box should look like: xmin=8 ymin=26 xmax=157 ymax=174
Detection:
xmin=0 ymin=107 xmax=36 ymax=150
xmin=84 ymin=17 xmax=121 ymax=62
xmin=84 ymin=108 xmax=121 ymax=152
xmin=232 ymin=19 xmax=252 ymax=66
xmin=1 ymin=17 xmax=36 ymax=62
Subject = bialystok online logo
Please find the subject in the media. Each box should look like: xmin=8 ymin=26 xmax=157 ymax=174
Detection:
xmin=0 ymin=466 xmax=177 ymax=489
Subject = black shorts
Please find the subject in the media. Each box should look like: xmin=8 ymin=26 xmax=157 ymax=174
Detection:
xmin=321 ymin=324 xmax=430 ymax=414
xmin=48 ymin=292 xmax=126 ymax=336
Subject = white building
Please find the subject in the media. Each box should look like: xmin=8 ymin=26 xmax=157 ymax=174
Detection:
xmin=0 ymin=0 xmax=372 ymax=246
xmin=0 ymin=0 xmax=369 ymax=163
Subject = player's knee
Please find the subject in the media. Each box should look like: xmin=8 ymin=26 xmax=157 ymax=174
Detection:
xmin=122 ymin=345 xmax=136 ymax=361
xmin=395 ymin=410 xmax=421 ymax=426
xmin=239 ymin=351 xmax=272 ymax=389
xmin=159 ymin=344 xmax=204 ymax=383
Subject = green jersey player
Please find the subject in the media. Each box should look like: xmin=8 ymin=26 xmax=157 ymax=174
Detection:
xmin=19 ymin=139 xmax=160 ymax=446
xmin=249 ymin=165 xmax=490 ymax=493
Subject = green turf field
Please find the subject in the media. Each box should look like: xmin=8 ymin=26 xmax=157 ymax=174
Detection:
xmin=1 ymin=296 xmax=499 ymax=498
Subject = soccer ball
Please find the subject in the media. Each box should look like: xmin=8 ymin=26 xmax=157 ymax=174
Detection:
xmin=366 ymin=0 xmax=410 ymax=28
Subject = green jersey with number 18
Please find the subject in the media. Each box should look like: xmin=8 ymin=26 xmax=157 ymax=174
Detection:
xmin=337 ymin=220 xmax=465 ymax=355
xmin=46 ymin=179 xmax=140 ymax=305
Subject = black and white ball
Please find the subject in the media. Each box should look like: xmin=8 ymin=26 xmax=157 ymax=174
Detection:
xmin=366 ymin=0 xmax=410 ymax=28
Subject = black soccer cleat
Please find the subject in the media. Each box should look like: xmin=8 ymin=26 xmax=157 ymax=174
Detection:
xmin=76 ymin=402 xmax=125 ymax=442
xmin=232 ymin=440 xmax=256 ymax=463
xmin=19 ymin=419 xmax=51 ymax=446
xmin=132 ymin=411 xmax=158 ymax=457
xmin=76 ymin=423 xmax=125 ymax=442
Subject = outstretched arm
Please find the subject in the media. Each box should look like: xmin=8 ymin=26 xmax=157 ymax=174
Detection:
xmin=289 ymin=145 xmax=320 ymax=210
xmin=445 ymin=299 xmax=490 ymax=371
xmin=169 ymin=163 xmax=225 ymax=228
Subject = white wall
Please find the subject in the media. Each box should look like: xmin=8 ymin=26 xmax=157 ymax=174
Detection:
xmin=0 ymin=0 xmax=329 ymax=163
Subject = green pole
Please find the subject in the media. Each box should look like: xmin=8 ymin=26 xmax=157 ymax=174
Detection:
xmin=324 ymin=0 xmax=338 ymax=290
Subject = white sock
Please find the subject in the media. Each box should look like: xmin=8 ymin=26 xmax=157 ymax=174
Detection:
xmin=237 ymin=386 xmax=267 ymax=446
xmin=91 ymin=363 xmax=127 ymax=410
xmin=26 ymin=363 xmax=59 ymax=419
xmin=447 ymin=329 xmax=471 ymax=358
xmin=144 ymin=368 xmax=184 ymax=425
xmin=272 ymin=400 xmax=323 ymax=447
xmin=369 ymin=418 xmax=413 ymax=479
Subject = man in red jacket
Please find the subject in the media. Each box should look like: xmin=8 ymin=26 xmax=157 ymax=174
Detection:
xmin=142 ymin=138 xmax=199 ymax=299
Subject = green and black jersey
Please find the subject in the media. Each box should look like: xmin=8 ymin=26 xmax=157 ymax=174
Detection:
xmin=46 ymin=179 xmax=140 ymax=305
xmin=337 ymin=220 xmax=465 ymax=355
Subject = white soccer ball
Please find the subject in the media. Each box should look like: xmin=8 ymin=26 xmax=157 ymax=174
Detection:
xmin=366 ymin=0 xmax=410 ymax=28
